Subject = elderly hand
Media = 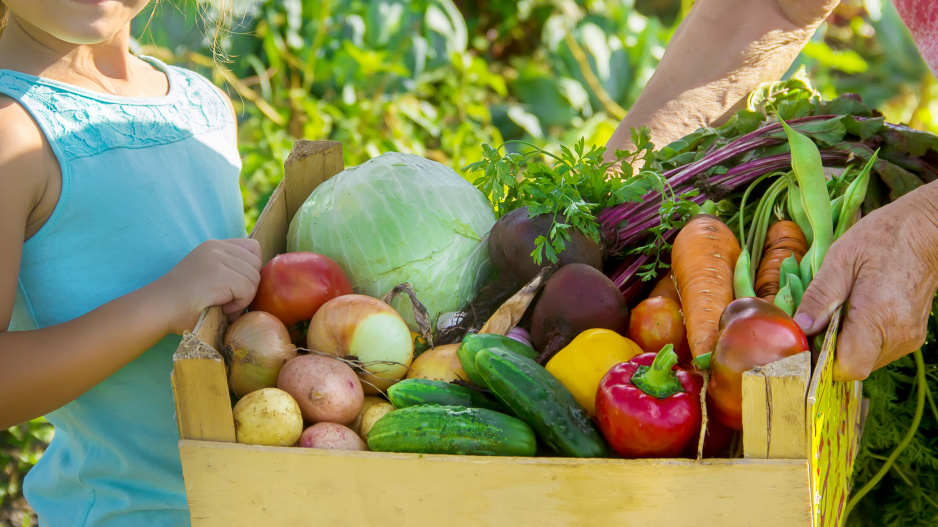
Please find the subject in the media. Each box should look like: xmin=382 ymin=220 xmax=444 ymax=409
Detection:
xmin=793 ymin=185 xmax=938 ymax=381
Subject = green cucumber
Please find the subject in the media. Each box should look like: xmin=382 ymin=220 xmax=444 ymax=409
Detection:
xmin=387 ymin=379 xmax=504 ymax=411
xmin=456 ymin=333 xmax=539 ymax=388
xmin=476 ymin=347 xmax=607 ymax=458
xmin=366 ymin=405 xmax=537 ymax=457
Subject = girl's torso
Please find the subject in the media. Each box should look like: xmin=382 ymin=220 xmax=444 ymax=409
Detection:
xmin=1 ymin=56 xmax=245 ymax=527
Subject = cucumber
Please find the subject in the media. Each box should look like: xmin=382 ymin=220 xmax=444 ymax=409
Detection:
xmin=475 ymin=347 xmax=607 ymax=458
xmin=366 ymin=405 xmax=537 ymax=457
xmin=456 ymin=333 xmax=539 ymax=388
xmin=387 ymin=379 xmax=504 ymax=411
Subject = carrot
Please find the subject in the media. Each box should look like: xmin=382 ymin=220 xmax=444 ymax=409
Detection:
xmin=671 ymin=214 xmax=741 ymax=359
xmin=648 ymin=269 xmax=681 ymax=304
xmin=753 ymin=220 xmax=809 ymax=302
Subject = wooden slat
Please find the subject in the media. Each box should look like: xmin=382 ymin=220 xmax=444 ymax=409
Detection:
xmin=743 ymin=351 xmax=810 ymax=460
xmin=283 ymin=140 xmax=344 ymax=222
xmin=172 ymin=332 xmax=235 ymax=442
xmin=180 ymin=440 xmax=812 ymax=527
xmin=743 ymin=368 xmax=770 ymax=459
xmin=248 ymin=183 xmax=287 ymax=263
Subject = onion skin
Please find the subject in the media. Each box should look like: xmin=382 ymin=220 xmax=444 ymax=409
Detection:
xmin=224 ymin=311 xmax=298 ymax=398
xmin=405 ymin=344 xmax=466 ymax=382
xmin=307 ymin=294 xmax=414 ymax=392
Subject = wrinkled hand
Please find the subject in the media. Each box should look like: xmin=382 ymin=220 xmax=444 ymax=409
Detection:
xmin=775 ymin=0 xmax=841 ymax=29
xmin=157 ymin=238 xmax=263 ymax=334
xmin=793 ymin=189 xmax=938 ymax=381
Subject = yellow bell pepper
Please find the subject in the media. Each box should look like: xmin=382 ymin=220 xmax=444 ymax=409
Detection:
xmin=545 ymin=328 xmax=644 ymax=417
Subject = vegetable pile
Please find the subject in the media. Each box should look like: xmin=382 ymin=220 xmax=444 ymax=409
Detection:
xmin=221 ymin=76 xmax=938 ymax=523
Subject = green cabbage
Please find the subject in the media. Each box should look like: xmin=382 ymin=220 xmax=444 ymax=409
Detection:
xmin=287 ymin=151 xmax=496 ymax=330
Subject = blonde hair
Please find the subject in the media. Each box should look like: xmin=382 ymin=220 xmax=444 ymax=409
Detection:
xmin=0 ymin=2 xmax=8 ymax=37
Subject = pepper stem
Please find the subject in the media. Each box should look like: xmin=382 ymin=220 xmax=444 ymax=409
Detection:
xmin=631 ymin=344 xmax=683 ymax=399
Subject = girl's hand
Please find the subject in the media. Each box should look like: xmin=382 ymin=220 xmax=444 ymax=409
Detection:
xmin=156 ymin=238 xmax=263 ymax=334
xmin=793 ymin=188 xmax=938 ymax=381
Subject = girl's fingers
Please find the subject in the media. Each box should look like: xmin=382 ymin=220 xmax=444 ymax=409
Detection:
xmin=221 ymin=238 xmax=263 ymax=271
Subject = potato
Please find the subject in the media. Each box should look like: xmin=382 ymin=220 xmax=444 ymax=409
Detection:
xmin=349 ymin=395 xmax=389 ymax=435
xmin=405 ymin=343 xmax=466 ymax=382
xmin=232 ymin=388 xmax=303 ymax=446
xmin=277 ymin=354 xmax=364 ymax=425
xmin=298 ymin=422 xmax=368 ymax=451
xmin=359 ymin=401 xmax=395 ymax=442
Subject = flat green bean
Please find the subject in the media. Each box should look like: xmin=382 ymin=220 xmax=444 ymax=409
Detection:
xmin=787 ymin=272 xmax=805 ymax=310
xmin=775 ymin=283 xmax=795 ymax=316
xmin=829 ymin=195 xmax=844 ymax=233
xmin=734 ymin=248 xmax=757 ymax=299
xmin=782 ymin=121 xmax=834 ymax=277
xmin=835 ymin=150 xmax=879 ymax=239
xmin=787 ymin=181 xmax=813 ymax=245
xmin=800 ymin=245 xmax=814 ymax=287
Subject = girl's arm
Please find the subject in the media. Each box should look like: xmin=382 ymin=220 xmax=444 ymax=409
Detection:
xmin=0 ymin=100 xmax=261 ymax=429
xmin=605 ymin=0 xmax=839 ymax=157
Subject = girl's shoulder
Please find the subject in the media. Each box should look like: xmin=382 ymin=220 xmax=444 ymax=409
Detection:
xmin=0 ymin=94 xmax=60 ymax=232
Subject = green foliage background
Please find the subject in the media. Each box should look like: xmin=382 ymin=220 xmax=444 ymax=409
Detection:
xmin=3 ymin=0 xmax=937 ymax=525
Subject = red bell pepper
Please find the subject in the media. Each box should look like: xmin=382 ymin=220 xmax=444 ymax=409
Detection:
xmin=708 ymin=297 xmax=809 ymax=431
xmin=595 ymin=345 xmax=702 ymax=458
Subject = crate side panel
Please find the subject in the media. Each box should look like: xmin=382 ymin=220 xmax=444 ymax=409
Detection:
xmin=180 ymin=440 xmax=812 ymax=527
xmin=808 ymin=312 xmax=863 ymax=527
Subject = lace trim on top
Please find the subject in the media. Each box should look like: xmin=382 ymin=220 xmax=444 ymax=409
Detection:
xmin=0 ymin=59 xmax=232 ymax=162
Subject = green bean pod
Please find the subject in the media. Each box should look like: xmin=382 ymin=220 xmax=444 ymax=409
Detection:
xmin=800 ymin=245 xmax=814 ymax=288
xmin=787 ymin=182 xmax=814 ymax=245
xmin=734 ymin=248 xmax=757 ymax=298
xmin=775 ymin=283 xmax=795 ymax=316
xmin=786 ymin=272 xmax=805 ymax=310
xmin=830 ymin=195 xmax=845 ymax=234
xmin=835 ymin=151 xmax=879 ymax=240
xmin=780 ymin=254 xmax=800 ymax=280
xmin=782 ymin=121 xmax=834 ymax=277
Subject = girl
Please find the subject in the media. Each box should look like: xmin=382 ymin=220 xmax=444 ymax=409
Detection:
xmin=0 ymin=1 xmax=262 ymax=525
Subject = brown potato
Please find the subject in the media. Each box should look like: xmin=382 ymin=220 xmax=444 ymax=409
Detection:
xmin=298 ymin=422 xmax=368 ymax=451
xmin=358 ymin=402 xmax=394 ymax=443
xmin=349 ymin=395 xmax=389 ymax=435
xmin=277 ymin=354 xmax=364 ymax=425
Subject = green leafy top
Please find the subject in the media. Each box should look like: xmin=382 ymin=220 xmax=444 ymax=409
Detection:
xmin=463 ymin=129 xmax=667 ymax=265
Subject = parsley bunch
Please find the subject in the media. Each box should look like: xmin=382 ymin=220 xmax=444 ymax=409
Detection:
xmin=463 ymin=129 xmax=678 ymax=266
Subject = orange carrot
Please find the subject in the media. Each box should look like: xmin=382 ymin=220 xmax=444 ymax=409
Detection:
xmin=671 ymin=214 xmax=740 ymax=359
xmin=753 ymin=221 xmax=809 ymax=302
xmin=648 ymin=269 xmax=681 ymax=304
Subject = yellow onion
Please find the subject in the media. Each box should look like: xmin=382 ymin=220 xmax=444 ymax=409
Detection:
xmin=405 ymin=344 xmax=466 ymax=382
xmin=224 ymin=311 xmax=297 ymax=398
xmin=306 ymin=294 xmax=413 ymax=394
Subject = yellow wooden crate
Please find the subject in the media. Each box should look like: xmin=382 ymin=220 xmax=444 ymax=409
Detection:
xmin=171 ymin=140 xmax=863 ymax=527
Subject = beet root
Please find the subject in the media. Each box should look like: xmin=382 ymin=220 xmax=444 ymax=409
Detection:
xmin=530 ymin=263 xmax=629 ymax=355
xmin=488 ymin=207 xmax=603 ymax=286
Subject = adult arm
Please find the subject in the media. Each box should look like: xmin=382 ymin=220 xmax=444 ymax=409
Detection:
xmin=605 ymin=0 xmax=839 ymax=157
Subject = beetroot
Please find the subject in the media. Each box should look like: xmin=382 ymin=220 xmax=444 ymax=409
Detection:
xmin=530 ymin=263 xmax=630 ymax=355
xmin=488 ymin=207 xmax=603 ymax=286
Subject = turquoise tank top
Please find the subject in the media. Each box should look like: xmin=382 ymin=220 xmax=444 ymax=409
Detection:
xmin=1 ymin=57 xmax=245 ymax=526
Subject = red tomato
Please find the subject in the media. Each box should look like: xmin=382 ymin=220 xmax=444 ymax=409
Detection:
xmin=249 ymin=252 xmax=353 ymax=327
xmin=708 ymin=297 xmax=808 ymax=430
xmin=628 ymin=297 xmax=689 ymax=362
